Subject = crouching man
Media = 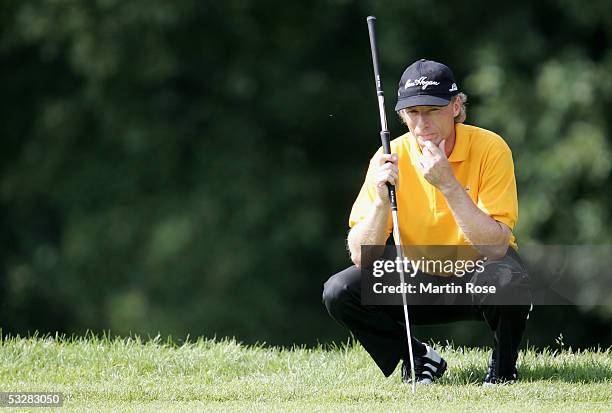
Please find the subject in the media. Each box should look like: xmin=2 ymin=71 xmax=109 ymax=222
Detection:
xmin=323 ymin=59 xmax=531 ymax=385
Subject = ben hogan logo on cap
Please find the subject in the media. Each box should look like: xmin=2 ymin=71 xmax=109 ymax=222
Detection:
xmin=404 ymin=76 xmax=440 ymax=90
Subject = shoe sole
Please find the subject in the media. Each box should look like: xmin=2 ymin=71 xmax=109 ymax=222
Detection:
xmin=483 ymin=377 xmax=516 ymax=386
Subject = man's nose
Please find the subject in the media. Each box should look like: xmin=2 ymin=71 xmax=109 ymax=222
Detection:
xmin=414 ymin=113 xmax=429 ymax=130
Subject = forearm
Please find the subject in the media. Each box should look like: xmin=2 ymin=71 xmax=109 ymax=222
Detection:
xmin=441 ymin=180 xmax=510 ymax=258
xmin=347 ymin=200 xmax=390 ymax=267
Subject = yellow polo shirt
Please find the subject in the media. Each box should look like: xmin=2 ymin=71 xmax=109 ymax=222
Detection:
xmin=349 ymin=123 xmax=518 ymax=250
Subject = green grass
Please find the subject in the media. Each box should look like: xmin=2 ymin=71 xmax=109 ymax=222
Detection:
xmin=0 ymin=335 xmax=611 ymax=412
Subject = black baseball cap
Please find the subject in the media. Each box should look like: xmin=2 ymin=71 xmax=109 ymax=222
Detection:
xmin=395 ymin=59 xmax=459 ymax=112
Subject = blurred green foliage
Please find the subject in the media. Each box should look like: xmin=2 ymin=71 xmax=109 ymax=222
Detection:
xmin=1 ymin=0 xmax=611 ymax=347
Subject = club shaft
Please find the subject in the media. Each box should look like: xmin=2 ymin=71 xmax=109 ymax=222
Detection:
xmin=367 ymin=15 xmax=416 ymax=393
xmin=392 ymin=212 xmax=416 ymax=394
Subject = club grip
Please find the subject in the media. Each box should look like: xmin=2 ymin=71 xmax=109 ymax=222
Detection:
xmin=366 ymin=16 xmax=383 ymax=95
xmin=368 ymin=17 xmax=397 ymax=211
xmin=387 ymin=185 xmax=397 ymax=211
xmin=380 ymin=130 xmax=391 ymax=154
xmin=379 ymin=130 xmax=397 ymax=210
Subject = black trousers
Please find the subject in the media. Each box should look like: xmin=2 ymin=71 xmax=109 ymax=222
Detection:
xmin=322 ymin=248 xmax=532 ymax=377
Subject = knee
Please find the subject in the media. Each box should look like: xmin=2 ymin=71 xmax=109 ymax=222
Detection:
xmin=322 ymin=276 xmax=348 ymax=315
xmin=322 ymin=270 xmax=356 ymax=318
xmin=476 ymin=261 xmax=530 ymax=304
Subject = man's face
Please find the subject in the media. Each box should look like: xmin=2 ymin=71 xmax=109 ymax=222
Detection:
xmin=401 ymin=100 xmax=459 ymax=148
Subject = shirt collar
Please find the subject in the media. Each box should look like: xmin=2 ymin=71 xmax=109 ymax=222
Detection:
xmin=448 ymin=123 xmax=470 ymax=162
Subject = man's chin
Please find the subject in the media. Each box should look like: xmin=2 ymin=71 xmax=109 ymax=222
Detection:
xmin=417 ymin=137 xmax=440 ymax=147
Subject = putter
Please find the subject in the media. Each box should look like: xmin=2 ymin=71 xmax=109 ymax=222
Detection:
xmin=366 ymin=15 xmax=417 ymax=393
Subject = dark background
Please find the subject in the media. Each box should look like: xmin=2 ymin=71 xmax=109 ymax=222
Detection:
xmin=1 ymin=0 xmax=611 ymax=348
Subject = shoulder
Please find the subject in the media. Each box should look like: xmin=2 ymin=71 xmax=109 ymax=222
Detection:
xmin=368 ymin=133 xmax=411 ymax=164
xmin=391 ymin=133 xmax=411 ymax=154
xmin=460 ymin=124 xmax=512 ymax=156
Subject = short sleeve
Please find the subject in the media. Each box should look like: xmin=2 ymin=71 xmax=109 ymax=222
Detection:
xmin=476 ymin=146 xmax=518 ymax=229
xmin=348 ymin=153 xmax=393 ymax=235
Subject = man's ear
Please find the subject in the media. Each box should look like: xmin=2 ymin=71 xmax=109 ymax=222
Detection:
xmin=398 ymin=109 xmax=408 ymax=126
xmin=452 ymin=97 xmax=461 ymax=117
